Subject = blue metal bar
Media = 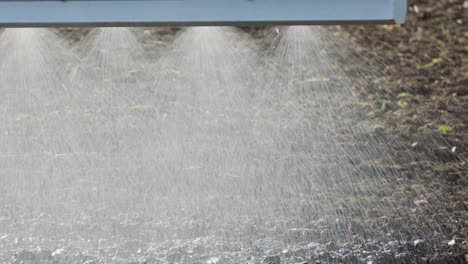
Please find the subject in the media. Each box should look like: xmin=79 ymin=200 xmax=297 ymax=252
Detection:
xmin=0 ymin=0 xmax=407 ymax=27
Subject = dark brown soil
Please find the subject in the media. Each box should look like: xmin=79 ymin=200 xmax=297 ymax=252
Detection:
xmin=344 ymin=0 xmax=467 ymax=163
xmin=343 ymin=0 xmax=468 ymax=259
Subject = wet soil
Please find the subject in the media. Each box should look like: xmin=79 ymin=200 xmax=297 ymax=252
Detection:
xmin=1 ymin=0 xmax=467 ymax=263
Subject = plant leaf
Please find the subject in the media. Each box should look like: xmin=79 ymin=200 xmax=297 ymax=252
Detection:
xmin=437 ymin=125 xmax=454 ymax=135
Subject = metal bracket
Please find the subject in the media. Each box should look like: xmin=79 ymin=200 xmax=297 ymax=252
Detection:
xmin=0 ymin=0 xmax=407 ymax=27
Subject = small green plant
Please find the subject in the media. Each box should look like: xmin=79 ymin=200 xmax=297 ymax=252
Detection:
xmin=437 ymin=125 xmax=453 ymax=135
xmin=380 ymin=100 xmax=390 ymax=112
xmin=397 ymin=92 xmax=411 ymax=98
xmin=397 ymin=100 xmax=409 ymax=108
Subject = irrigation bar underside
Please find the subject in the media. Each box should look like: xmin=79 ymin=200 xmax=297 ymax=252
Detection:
xmin=0 ymin=0 xmax=407 ymax=27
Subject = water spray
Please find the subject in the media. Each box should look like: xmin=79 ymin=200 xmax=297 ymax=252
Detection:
xmin=3 ymin=1 xmax=463 ymax=264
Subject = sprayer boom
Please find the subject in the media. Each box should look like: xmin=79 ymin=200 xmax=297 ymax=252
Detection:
xmin=0 ymin=0 xmax=407 ymax=28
